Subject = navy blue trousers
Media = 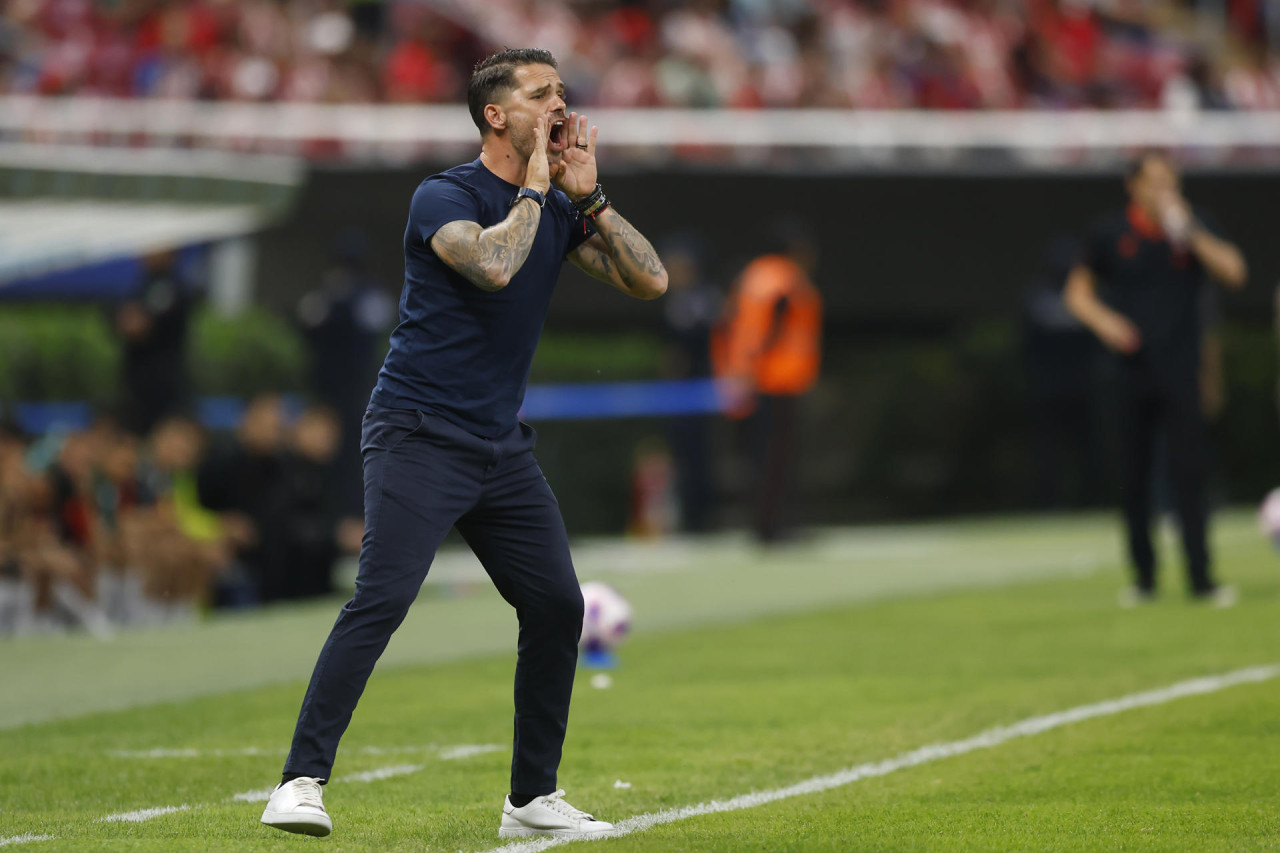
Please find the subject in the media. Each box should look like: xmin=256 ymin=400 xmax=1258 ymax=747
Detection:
xmin=1116 ymin=374 xmax=1214 ymax=594
xmin=283 ymin=406 xmax=583 ymax=795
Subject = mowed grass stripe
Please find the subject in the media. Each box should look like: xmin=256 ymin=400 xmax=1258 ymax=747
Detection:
xmin=483 ymin=665 xmax=1280 ymax=853
xmin=3 ymin=514 xmax=1277 ymax=852
xmin=0 ymin=513 xmax=1128 ymax=730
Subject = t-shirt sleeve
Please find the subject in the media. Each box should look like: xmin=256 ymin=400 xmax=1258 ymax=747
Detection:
xmin=409 ymin=177 xmax=481 ymax=247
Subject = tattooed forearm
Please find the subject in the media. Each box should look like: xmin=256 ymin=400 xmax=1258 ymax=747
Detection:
xmin=592 ymin=208 xmax=668 ymax=299
xmin=431 ymin=200 xmax=542 ymax=292
xmin=570 ymin=246 xmax=616 ymax=285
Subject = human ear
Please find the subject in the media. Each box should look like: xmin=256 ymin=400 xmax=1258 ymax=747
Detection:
xmin=484 ymin=104 xmax=506 ymax=132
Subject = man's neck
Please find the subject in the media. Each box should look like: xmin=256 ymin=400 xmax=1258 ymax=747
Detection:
xmin=480 ymin=141 xmax=527 ymax=188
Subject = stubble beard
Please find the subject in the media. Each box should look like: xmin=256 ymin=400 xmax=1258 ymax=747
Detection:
xmin=510 ymin=118 xmax=562 ymax=166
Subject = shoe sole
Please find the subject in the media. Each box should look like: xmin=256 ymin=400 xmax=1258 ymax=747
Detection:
xmin=499 ymin=826 xmax=613 ymax=838
xmin=261 ymin=811 xmax=333 ymax=837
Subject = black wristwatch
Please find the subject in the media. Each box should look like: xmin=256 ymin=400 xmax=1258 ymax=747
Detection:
xmin=512 ymin=187 xmax=546 ymax=209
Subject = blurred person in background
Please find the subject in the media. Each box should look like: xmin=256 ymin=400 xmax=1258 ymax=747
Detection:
xmin=658 ymin=232 xmax=721 ymax=533
xmin=41 ymin=426 xmax=112 ymax=634
xmin=276 ymin=405 xmax=363 ymax=602
xmin=1064 ymin=151 xmax=1247 ymax=607
xmin=1021 ymin=234 xmax=1106 ymax=509
xmin=112 ymin=250 xmax=195 ymax=437
xmin=296 ymin=228 xmax=396 ymax=518
xmin=0 ymin=419 xmax=81 ymax=635
xmin=0 ymin=421 xmax=125 ymax=636
xmin=714 ymin=220 xmax=823 ymax=544
xmin=0 ymin=423 xmax=85 ymax=636
xmin=197 ymin=393 xmax=289 ymax=607
xmin=131 ymin=415 xmax=244 ymax=621
xmin=1274 ymin=284 xmax=1280 ymax=423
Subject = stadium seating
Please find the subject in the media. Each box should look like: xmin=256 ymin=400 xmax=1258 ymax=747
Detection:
xmin=0 ymin=0 xmax=1276 ymax=110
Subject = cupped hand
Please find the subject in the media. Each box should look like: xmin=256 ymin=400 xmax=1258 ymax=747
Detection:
xmin=552 ymin=112 xmax=599 ymax=200
xmin=525 ymin=114 xmax=551 ymax=194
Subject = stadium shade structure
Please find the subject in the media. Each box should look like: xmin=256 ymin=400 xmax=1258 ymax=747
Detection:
xmin=4 ymin=98 xmax=1280 ymax=168
xmin=0 ymin=144 xmax=303 ymax=298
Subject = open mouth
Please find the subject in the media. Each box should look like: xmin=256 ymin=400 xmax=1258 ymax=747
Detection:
xmin=549 ymin=118 xmax=566 ymax=152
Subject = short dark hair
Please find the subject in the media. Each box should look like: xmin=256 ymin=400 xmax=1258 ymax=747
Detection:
xmin=467 ymin=48 xmax=558 ymax=134
xmin=1125 ymin=149 xmax=1173 ymax=182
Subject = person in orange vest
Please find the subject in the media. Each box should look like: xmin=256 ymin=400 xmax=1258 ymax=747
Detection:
xmin=713 ymin=224 xmax=823 ymax=543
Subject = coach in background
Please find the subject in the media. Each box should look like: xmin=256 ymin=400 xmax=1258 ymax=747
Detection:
xmin=1064 ymin=152 xmax=1246 ymax=606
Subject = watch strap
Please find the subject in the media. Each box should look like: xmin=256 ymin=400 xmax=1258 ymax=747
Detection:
xmin=513 ymin=187 xmax=546 ymax=208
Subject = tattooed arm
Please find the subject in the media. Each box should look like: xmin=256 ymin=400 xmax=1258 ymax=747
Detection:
xmin=431 ymin=113 xmax=555 ymax=292
xmin=568 ymin=208 xmax=668 ymax=300
xmin=430 ymin=200 xmax=542 ymax=292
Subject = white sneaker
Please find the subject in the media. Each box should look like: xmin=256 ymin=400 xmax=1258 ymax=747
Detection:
xmin=1204 ymin=584 xmax=1239 ymax=609
xmin=261 ymin=777 xmax=333 ymax=837
xmin=499 ymin=790 xmax=615 ymax=839
xmin=1118 ymin=586 xmax=1155 ymax=609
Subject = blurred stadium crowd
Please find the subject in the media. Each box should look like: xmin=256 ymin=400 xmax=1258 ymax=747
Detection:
xmin=1 ymin=0 xmax=1278 ymax=110
xmin=0 ymin=396 xmax=363 ymax=636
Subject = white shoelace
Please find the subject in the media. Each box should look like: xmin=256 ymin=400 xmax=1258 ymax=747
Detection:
xmin=539 ymin=790 xmax=593 ymax=821
xmin=289 ymin=778 xmax=325 ymax=810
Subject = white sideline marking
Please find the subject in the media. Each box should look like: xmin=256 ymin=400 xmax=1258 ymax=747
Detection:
xmin=482 ymin=664 xmax=1280 ymax=853
xmin=96 ymin=804 xmax=191 ymax=823
xmin=342 ymin=764 xmax=424 ymax=784
xmin=0 ymin=836 xmax=55 ymax=848
xmin=110 ymin=742 xmax=502 ymax=760
xmin=226 ymin=744 xmax=501 ymax=801
xmin=110 ymin=747 xmax=271 ymax=759
xmin=231 ymin=763 xmax=429 ymax=802
xmin=439 ymin=744 xmax=504 ymax=761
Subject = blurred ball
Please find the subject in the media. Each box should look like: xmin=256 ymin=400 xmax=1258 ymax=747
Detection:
xmin=580 ymin=581 xmax=632 ymax=653
xmin=1258 ymin=488 xmax=1280 ymax=545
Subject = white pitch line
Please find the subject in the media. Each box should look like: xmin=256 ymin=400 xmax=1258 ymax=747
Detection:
xmin=0 ymin=836 xmax=55 ymax=848
xmin=110 ymin=747 xmax=273 ymax=759
xmin=110 ymin=742 xmax=503 ymax=760
xmin=232 ymin=762 xmax=430 ymax=802
xmin=96 ymin=804 xmax=191 ymax=823
xmin=229 ymin=745 xmax=503 ymax=801
xmin=440 ymin=744 xmax=505 ymax=761
xmin=482 ymin=664 xmax=1280 ymax=853
xmin=341 ymin=764 xmax=424 ymax=784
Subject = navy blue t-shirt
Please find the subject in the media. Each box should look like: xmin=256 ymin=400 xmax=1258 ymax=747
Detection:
xmin=370 ymin=159 xmax=595 ymax=437
xmin=1081 ymin=206 xmax=1226 ymax=382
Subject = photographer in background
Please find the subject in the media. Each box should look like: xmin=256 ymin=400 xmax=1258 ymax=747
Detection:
xmin=1064 ymin=151 xmax=1247 ymax=607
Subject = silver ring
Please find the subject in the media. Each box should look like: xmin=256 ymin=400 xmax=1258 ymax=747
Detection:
xmin=576 ymin=142 xmax=589 ymax=149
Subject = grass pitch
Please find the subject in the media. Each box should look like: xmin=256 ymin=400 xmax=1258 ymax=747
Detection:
xmin=3 ymin=511 xmax=1279 ymax=851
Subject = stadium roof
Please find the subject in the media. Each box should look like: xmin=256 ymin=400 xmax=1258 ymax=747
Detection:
xmin=0 ymin=144 xmax=302 ymax=297
xmin=0 ymin=200 xmax=264 ymax=287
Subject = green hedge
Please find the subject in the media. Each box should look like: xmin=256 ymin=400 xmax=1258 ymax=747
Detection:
xmin=0 ymin=306 xmax=120 ymax=403
xmin=190 ymin=307 xmax=308 ymax=396
xmin=0 ymin=303 xmax=667 ymax=403
xmin=0 ymin=304 xmax=309 ymax=402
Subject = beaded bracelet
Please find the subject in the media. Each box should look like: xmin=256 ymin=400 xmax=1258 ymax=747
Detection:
xmin=573 ymin=184 xmax=609 ymax=219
